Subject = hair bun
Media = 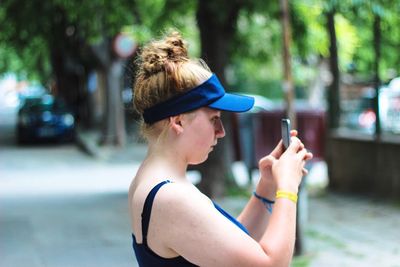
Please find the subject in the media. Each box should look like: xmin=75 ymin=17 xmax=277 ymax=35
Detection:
xmin=140 ymin=31 xmax=189 ymax=76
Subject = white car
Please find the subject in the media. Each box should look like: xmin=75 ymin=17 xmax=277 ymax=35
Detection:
xmin=380 ymin=78 xmax=400 ymax=134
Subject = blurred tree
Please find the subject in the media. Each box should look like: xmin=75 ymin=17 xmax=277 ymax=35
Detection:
xmin=230 ymin=1 xmax=309 ymax=99
xmin=197 ymin=1 xmax=313 ymax=197
xmin=0 ymin=0 xmax=136 ymax=146
xmin=4 ymin=0 xmax=400 ymax=194
xmin=325 ymin=2 xmax=341 ymax=129
xmin=340 ymin=0 xmax=399 ymax=138
xmin=317 ymin=0 xmax=400 ymax=134
xmin=128 ymin=0 xmax=309 ymax=197
xmin=339 ymin=0 xmax=400 ymax=81
xmin=195 ymin=0 xmax=245 ymax=197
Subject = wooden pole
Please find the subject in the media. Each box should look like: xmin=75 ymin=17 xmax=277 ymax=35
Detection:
xmin=280 ymin=0 xmax=302 ymax=256
xmin=280 ymin=0 xmax=296 ymax=128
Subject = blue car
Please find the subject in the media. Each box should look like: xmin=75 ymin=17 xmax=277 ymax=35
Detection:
xmin=16 ymin=94 xmax=75 ymax=144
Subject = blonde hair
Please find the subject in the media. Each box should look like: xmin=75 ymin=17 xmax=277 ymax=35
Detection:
xmin=133 ymin=31 xmax=212 ymax=140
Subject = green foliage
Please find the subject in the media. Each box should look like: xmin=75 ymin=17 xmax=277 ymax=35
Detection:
xmin=329 ymin=0 xmax=400 ymax=80
xmin=229 ymin=8 xmax=285 ymax=98
xmin=229 ymin=1 xmax=328 ymax=99
xmin=128 ymin=0 xmax=200 ymax=56
xmin=335 ymin=14 xmax=360 ymax=71
xmin=0 ymin=0 xmax=136 ymax=81
xmin=295 ymin=3 xmax=329 ymax=57
xmin=234 ymin=11 xmax=282 ymax=65
xmin=3 ymin=0 xmax=400 ymax=95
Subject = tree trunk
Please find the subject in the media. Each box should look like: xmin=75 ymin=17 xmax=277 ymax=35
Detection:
xmin=373 ymin=14 xmax=381 ymax=139
xmin=326 ymin=8 xmax=342 ymax=208
xmin=92 ymin=39 xmax=127 ymax=147
xmin=280 ymin=0 xmax=296 ymax=128
xmin=48 ymin=8 xmax=87 ymax=124
xmin=51 ymin=49 xmax=85 ymax=123
xmin=196 ymin=0 xmax=242 ymax=197
xmin=99 ymin=59 xmax=126 ymax=146
xmin=280 ymin=0 xmax=304 ymax=255
xmin=326 ymin=10 xmax=340 ymax=130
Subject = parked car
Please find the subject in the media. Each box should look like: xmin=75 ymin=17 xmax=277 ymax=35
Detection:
xmin=16 ymin=94 xmax=75 ymax=144
xmin=340 ymin=78 xmax=400 ymax=134
xmin=380 ymin=78 xmax=400 ymax=134
xmin=340 ymin=88 xmax=376 ymax=134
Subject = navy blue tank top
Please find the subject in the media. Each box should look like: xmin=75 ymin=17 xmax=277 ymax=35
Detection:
xmin=132 ymin=180 xmax=249 ymax=267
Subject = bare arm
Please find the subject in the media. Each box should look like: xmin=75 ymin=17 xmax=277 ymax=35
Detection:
xmin=238 ymin=130 xmax=312 ymax=241
xmin=237 ymin=178 xmax=276 ymax=240
xmin=154 ymin=136 xmax=312 ymax=267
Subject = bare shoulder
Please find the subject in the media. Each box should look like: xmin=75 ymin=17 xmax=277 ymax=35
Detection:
xmin=130 ymin=179 xmax=208 ymax=239
xmin=131 ymin=179 xmax=205 ymax=209
xmin=152 ymin=181 xmax=211 ymax=211
xmin=147 ymin=180 xmax=216 ymax=228
xmin=150 ymin=182 xmax=271 ymax=267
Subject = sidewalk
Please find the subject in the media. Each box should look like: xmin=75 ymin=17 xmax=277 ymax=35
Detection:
xmin=217 ymin=193 xmax=400 ymax=267
xmin=75 ymin=128 xmax=148 ymax=164
xmin=5 ymin=129 xmax=396 ymax=267
xmin=304 ymin=193 xmax=400 ymax=267
xmin=75 ymin=129 xmax=400 ymax=267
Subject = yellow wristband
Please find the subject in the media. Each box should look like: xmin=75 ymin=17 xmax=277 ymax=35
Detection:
xmin=276 ymin=190 xmax=298 ymax=203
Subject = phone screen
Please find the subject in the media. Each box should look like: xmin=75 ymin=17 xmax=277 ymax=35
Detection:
xmin=281 ymin=118 xmax=291 ymax=150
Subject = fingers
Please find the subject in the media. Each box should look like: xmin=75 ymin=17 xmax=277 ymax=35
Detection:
xmin=270 ymin=140 xmax=284 ymax=158
xmin=305 ymin=152 xmax=313 ymax=161
xmin=297 ymin=147 xmax=308 ymax=158
xmin=299 ymin=150 xmax=313 ymax=176
xmin=268 ymin=133 xmax=314 ymax=163
xmin=287 ymin=136 xmax=302 ymax=152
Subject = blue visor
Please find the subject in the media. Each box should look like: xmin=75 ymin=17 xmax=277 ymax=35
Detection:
xmin=143 ymin=74 xmax=254 ymax=124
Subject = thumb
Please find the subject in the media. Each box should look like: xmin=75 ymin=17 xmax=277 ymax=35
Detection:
xmin=259 ymin=155 xmax=277 ymax=169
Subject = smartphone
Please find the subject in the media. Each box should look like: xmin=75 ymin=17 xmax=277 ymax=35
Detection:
xmin=281 ymin=118 xmax=291 ymax=150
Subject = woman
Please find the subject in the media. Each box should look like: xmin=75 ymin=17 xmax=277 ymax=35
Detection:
xmin=128 ymin=31 xmax=313 ymax=267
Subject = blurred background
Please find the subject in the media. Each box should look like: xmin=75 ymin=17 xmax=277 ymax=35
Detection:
xmin=1 ymin=1 xmax=399 ymax=266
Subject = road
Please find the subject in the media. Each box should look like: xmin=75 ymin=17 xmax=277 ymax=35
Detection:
xmin=0 ymin=108 xmax=141 ymax=267
xmin=218 ymin=191 xmax=400 ymax=267
xmin=1 ymin=106 xmax=400 ymax=267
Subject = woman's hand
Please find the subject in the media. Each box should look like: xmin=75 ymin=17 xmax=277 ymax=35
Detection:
xmin=270 ymin=136 xmax=313 ymax=193
xmin=257 ymin=130 xmax=294 ymax=196
xmin=257 ymin=130 xmax=313 ymax=195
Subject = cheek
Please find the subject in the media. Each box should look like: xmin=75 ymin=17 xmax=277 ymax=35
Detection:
xmin=185 ymin=120 xmax=216 ymax=164
xmin=190 ymin=131 xmax=210 ymax=150
xmin=187 ymin=124 xmax=214 ymax=155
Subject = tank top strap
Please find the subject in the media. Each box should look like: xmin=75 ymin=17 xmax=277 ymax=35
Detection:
xmin=141 ymin=180 xmax=172 ymax=246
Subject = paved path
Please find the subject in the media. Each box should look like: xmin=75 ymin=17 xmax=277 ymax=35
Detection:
xmin=306 ymin=194 xmax=400 ymax=267
xmin=218 ymin=193 xmax=400 ymax=267
xmin=1 ymin=108 xmax=399 ymax=267
xmin=0 ymin=109 xmax=142 ymax=267
xmin=2 ymin=163 xmax=400 ymax=267
xmin=0 ymin=145 xmax=142 ymax=267
xmin=0 ymin=193 xmax=137 ymax=267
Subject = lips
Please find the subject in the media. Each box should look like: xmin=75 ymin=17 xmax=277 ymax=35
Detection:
xmin=210 ymin=142 xmax=217 ymax=151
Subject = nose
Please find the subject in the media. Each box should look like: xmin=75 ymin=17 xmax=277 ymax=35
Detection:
xmin=214 ymin=118 xmax=225 ymax=138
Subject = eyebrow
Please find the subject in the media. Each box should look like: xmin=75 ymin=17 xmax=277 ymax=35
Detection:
xmin=211 ymin=110 xmax=221 ymax=117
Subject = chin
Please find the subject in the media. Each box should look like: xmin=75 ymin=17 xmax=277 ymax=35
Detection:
xmin=189 ymin=154 xmax=209 ymax=165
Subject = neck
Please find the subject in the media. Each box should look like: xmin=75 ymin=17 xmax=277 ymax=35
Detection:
xmin=144 ymin=141 xmax=188 ymax=181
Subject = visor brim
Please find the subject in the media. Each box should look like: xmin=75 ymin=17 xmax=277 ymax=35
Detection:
xmin=208 ymin=93 xmax=255 ymax=112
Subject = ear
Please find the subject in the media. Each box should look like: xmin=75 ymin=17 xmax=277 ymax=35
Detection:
xmin=169 ymin=115 xmax=184 ymax=135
